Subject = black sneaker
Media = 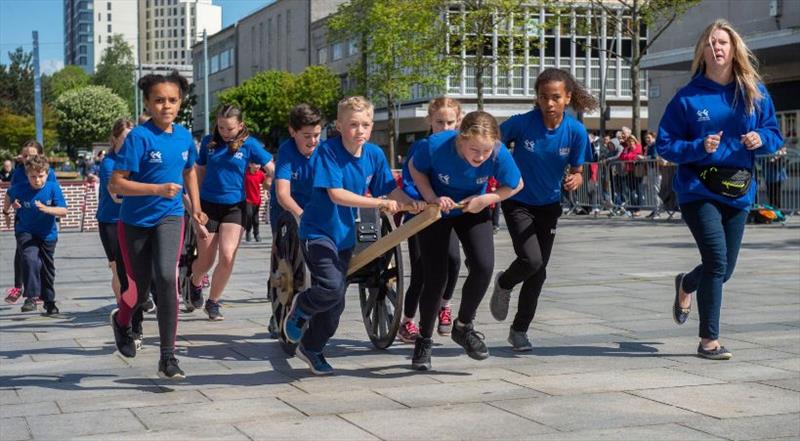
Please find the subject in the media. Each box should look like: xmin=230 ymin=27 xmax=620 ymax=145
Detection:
xmin=411 ymin=337 xmax=432 ymax=371
xmin=110 ymin=308 xmax=137 ymax=358
xmin=21 ymin=298 xmax=37 ymax=312
xmin=143 ymin=298 xmax=156 ymax=314
xmin=158 ymin=355 xmax=186 ymax=380
xmin=132 ymin=310 xmax=144 ymax=351
xmin=186 ymin=282 xmax=203 ymax=312
xmin=42 ymin=301 xmax=59 ymax=316
xmin=254 ymin=234 xmax=261 ymax=243
xmin=451 ymin=321 xmax=489 ymax=360
xmin=205 ymin=299 xmax=224 ymax=321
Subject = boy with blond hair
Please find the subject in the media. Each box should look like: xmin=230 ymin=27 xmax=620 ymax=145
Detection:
xmin=3 ymin=155 xmax=68 ymax=314
xmin=283 ymin=96 xmax=424 ymax=374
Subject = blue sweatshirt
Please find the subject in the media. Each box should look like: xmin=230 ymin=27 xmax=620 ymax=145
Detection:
xmin=656 ymin=74 xmax=783 ymax=209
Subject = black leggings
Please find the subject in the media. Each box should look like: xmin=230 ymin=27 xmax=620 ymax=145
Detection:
xmin=404 ymin=230 xmax=460 ymax=319
xmin=245 ymin=202 xmax=260 ymax=237
xmin=498 ymin=200 xmax=561 ymax=332
xmin=119 ymin=216 xmax=184 ymax=357
xmin=417 ymin=209 xmax=494 ymax=339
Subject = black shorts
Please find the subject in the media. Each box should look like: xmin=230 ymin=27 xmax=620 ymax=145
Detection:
xmin=201 ymin=200 xmax=245 ymax=233
xmin=98 ymin=221 xmax=122 ymax=262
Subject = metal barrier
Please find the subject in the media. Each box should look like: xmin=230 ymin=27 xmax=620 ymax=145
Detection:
xmin=564 ymin=151 xmax=799 ymax=221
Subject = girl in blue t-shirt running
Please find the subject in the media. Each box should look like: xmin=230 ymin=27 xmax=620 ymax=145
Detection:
xmin=408 ymin=111 xmax=524 ymax=370
xmin=188 ymin=104 xmax=274 ymax=321
xmin=108 ymin=71 xmax=206 ymax=380
xmin=398 ymin=97 xmax=463 ymax=344
xmin=490 ymin=68 xmax=596 ymax=352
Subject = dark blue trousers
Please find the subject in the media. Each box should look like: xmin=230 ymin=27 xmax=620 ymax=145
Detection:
xmin=680 ymin=199 xmax=747 ymax=340
xmin=296 ymin=237 xmax=353 ymax=353
xmin=15 ymin=233 xmax=57 ymax=302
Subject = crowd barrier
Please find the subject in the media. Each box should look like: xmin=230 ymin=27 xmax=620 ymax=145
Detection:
xmin=563 ymin=151 xmax=799 ymax=222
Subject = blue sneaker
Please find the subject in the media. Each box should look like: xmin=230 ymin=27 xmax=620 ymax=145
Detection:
xmin=295 ymin=344 xmax=334 ymax=375
xmin=283 ymin=295 xmax=310 ymax=343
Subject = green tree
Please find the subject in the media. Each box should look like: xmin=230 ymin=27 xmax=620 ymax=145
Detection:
xmin=176 ymin=82 xmax=197 ymax=130
xmin=93 ymin=34 xmax=135 ymax=114
xmin=50 ymin=65 xmax=91 ymax=100
xmin=0 ymin=108 xmax=58 ymax=153
xmin=0 ymin=47 xmax=35 ymax=115
xmin=218 ymin=66 xmax=340 ymax=148
xmin=578 ymin=0 xmax=700 ymax=136
xmin=53 ymin=86 xmax=129 ymax=158
xmin=328 ymin=0 xmax=453 ymax=167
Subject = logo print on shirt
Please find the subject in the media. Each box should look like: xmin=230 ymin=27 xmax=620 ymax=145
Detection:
xmin=148 ymin=151 xmax=163 ymax=163
xmin=182 ymin=151 xmax=189 ymax=161
xmin=291 ymin=170 xmax=299 ymax=180
xmin=559 ymin=146 xmax=570 ymax=157
xmin=234 ymin=151 xmax=244 ymax=160
xmin=438 ymin=174 xmax=450 ymax=185
xmin=696 ymin=109 xmax=711 ymax=122
xmin=476 ymin=176 xmax=488 ymax=185
xmin=366 ymin=174 xmax=373 ymax=186
xmin=524 ymin=139 xmax=536 ymax=152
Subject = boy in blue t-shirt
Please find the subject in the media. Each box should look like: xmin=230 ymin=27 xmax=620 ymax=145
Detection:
xmin=3 ymin=155 xmax=68 ymax=315
xmin=283 ymin=96 xmax=424 ymax=375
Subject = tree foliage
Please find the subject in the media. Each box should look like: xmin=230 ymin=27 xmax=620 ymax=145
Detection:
xmin=50 ymin=65 xmax=91 ymax=100
xmin=176 ymin=82 xmax=197 ymax=130
xmin=53 ymin=86 xmax=129 ymax=157
xmin=0 ymin=107 xmax=59 ymax=154
xmin=218 ymin=66 xmax=341 ymax=149
xmin=328 ymin=0 xmax=453 ymax=167
xmin=93 ymin=34 xmax=135 ymax=115
xmin=0 ymin=47 xmax=35 ymax=115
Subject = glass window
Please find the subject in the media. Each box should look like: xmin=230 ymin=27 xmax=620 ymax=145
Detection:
xmin=332 ymin=42 xmax=343 ymax=60
xmin=348 ymin=38 xmax=358 ymax=56
xmin=107 ymin=2 xmax=111 ymax=10
xmin=107 ymin=24 xmax=111 ymax=32
xmin=318 ymin=47 xmax=327 ymax=64
xmin=210 ymin=54 xmax=219 ymax=74
xmin=107 ymin=13 xmax=111 ymax=21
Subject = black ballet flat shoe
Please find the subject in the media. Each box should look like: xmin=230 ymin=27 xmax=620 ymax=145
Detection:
xmin=672 ymin=273 xmax=690 ymax=325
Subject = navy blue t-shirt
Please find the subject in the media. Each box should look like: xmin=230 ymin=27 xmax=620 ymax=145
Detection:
xmin=96 ymin=151 xmax=121 ymax=223
xmin=500 ymin=108 xmax=589 ymax=206
xmin=269 ymin=138 xmax=316 ymax=226
xmin=411 ymin=130 xmax=521 ymax=217
xmin=7 ymin=180 xmax=67 ymax=241
xmin=197 ymin=135 xmax=272 ymax=205
xmin=114 ymin=120 xmax=197 ymax=227
xmin=299 ymin=137 xmax=397 ymax=250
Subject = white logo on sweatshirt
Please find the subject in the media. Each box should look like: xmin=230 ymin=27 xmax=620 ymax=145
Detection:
xmin=696 ymin=109 xmax=711 ymax=122
xmin=148 ymin=151 xmax=163 ymax=163
xmin=476 ymin=176 xmax=488 ymax=185
xmin=524 ymin=139 xmax=535 ymax=152
xmin=234 ymin=151 xmax=244 ymax=160
xmin=438 ymin=174 xmax=450 ymax=185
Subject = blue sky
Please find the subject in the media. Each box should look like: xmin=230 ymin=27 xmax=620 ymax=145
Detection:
xmin=0 ymin=0 xmax=270 ymax=73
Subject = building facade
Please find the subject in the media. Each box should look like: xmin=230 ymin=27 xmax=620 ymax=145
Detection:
xmin=64 ymin=0 xmax=139 ymax=73
xmin=138 ymin=0 xmax=221 ymax=67
xmin=643 ymin=0 xmax=800 ymax=149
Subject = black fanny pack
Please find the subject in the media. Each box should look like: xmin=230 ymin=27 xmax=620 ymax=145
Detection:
xmin=692 ymin=165 xmax=752 ymax=198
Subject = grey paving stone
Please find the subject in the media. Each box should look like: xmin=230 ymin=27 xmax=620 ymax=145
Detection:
xmin=132 ymin=397 xmax=302 ymax=430
xmin=0 ymin=401 xmax=59 ymax=418
xmin=236 ymin=415 xmax=380 ymax=440
xmin=72 ymin=425 xmax=250 ymax=440
xmin=751 ymin=357 xmax=800 ymax=372
xmin=682 ymin=413 xmax=800 ymax=441
xmin=533 ymin=423 xmax=725 ymax=440
xmin=761 ymin=377 xmax=800 ymax=393
xmin=491 ymin=391 xmax=698 ymax=432
xmin=671 ymin=361 xmax=797 ymax=382
xmin=28 ymin=408 xmax=145 ymax=439
xmin=374 ymin=379 xmax=546 ymax=408
xmin=632 ymin=383 xmax=800 ymax=418
xmin=0 ymin=417 xmax=31 ymax=441
xmin=277 ymin=389 xmax=406 ymax=416
xmin=57 ymin=389 xmax=209 ymax=413
xmin=341 ymin=402 xmax=555 ymax=440
xmin=200 ymin=383 xmax=300 ymax=401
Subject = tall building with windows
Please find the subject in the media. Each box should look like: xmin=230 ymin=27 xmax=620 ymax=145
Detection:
xmin=139 ymin=0 xmax=221 ymax=67
xmin=64 ymin=0 xmax=139 ymax=73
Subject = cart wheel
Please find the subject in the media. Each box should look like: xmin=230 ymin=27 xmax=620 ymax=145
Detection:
xmin=270 ymin=212 xmax=309 ymax=356
xmin=358 ymin=213 xmax=404 ymax=349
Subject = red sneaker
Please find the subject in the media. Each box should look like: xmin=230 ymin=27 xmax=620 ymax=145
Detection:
xmin=4 ymin=287 xmax=22 ymax=304
xmin=437 ymin=305 xmax=453 ymax=336
xmin=397 ymin=319 xmax=420 ymax=343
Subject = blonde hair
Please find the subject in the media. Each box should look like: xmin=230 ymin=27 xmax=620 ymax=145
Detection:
xmin=110 ymin=118 xmax=134 ymax=148
xmin=458 ymin=111 xmax=502 ymax=152
xmin=691 ymin=19 xmax=762 ymax=114
xmin=24 ymin=155 xmax=50 ymax=173
xmin=427 ymin=96 xmax=462 ymax=118
xmin=337 ymin=96 xmax=374 ymax=120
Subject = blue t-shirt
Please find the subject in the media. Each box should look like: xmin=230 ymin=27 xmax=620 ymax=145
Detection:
xmin=501 ymin=108 xmax=589 ymax=206
xmin=656 ymin=75 xmax=783 ymax=209
xmin=7 ymin=180 xmax=67 ymax=241
xmin=197 ymin=135 xmax=272 ymax=205
xmin=10 ymin=163 xmax=57 ymax=187
xmin=299 ymin=137 xmax=397 ymax=250
xmin=114 ymin=120 xmax=198 ymax=227
xmin=96 ymin=151 xmax=121 ymax=223
xmin=411 ymin=130 xmax=521 ymax=217
xmin=401 ymin=138 xmax=425 ymax=201
xmin=269 ymin=138 xmax=316 ymax=226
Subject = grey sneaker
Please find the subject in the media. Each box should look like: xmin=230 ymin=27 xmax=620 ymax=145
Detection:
xmin=490 ymin=271 xmax=512 ymax=321
xmin=508 ymin=329 xmax=533 ymax=352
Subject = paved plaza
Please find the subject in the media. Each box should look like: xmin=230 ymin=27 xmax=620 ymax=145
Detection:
xmin=1 ymin=217 xmax=798 ymax=440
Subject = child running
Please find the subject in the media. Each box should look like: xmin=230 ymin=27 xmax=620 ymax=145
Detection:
xmin=3 ymin=155 xmax=68 ymax=314
xmin=244 ymin=163 xmax=267 ymax=242
xmin=408 ymin=111 xmax=523 ymax=370
xmin=282 ymin=96 xmax=424 ymax=375
xmin=3 ymin=140 xmax=57 ymax=305
xmin=188 ymin=104 xmax=274 ymax=320
xmin=398 ymin=97 xmax=463 ymax=343
xmin=108 ymin=71 xmax=205 ymax=379
xmin=489 ymin=68 xmax=596 ymax=351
